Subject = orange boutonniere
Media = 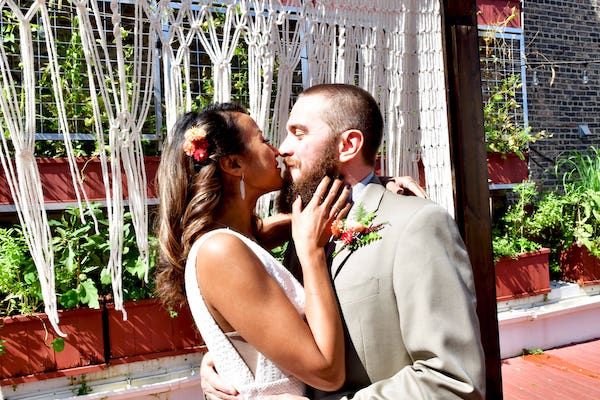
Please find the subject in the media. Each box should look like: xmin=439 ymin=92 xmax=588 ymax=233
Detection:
xmin=331 ymin=203 xmax=387 ymax=257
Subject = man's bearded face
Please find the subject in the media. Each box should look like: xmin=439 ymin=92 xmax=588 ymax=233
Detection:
xmin=276 ymin=138 xmax=340 ymax=213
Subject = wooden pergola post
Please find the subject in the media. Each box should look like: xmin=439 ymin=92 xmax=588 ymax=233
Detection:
xmin=442 ymin=1 xmax=503 ymax=399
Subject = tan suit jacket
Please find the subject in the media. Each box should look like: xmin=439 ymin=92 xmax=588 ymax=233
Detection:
xmin=291 ymin=179 xmax=485 ymax=399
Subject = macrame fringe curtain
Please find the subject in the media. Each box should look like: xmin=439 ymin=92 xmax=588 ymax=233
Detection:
xmin=72 ymin=0 xmax=156 ymax=318
xmin=0 ymin=0 xmax=452 ymax=334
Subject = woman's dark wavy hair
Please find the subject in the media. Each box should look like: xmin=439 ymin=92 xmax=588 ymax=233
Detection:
xmin=155 ymin=103 xmax=249 ymax=310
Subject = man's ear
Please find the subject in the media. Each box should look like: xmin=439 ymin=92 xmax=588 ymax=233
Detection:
xmin=219 ymin=155 xmax=243 ymax=177
xmin=338 ymin=129 xmax=364 ymax=163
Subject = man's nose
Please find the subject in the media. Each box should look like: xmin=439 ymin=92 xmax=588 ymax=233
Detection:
xmin=278 ymin=136 xmax=294 ymax=157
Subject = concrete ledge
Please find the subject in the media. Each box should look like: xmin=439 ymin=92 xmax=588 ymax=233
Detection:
xmin=1 ymin=353 xmax=204 ymax=400
xmin=498 ymin=282 xmax=600 ymax=358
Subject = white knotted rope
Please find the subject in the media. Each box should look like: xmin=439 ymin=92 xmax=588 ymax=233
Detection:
xmin=73 ymin=0 xmax=156 ymax=318
xmin=304 ymin=0 xmax=452 ymax=212
xmin=241 ymin=0 xmax=279 ymax=218
xmin=0 ymin=0 xmax=103 ymax=337
xmin=240 ymin=0 xmax=276 ymax=133
xmin=270 ymin=1 xmax=304 ymax=146
xmin=416 ymin=0 xmax=454 ymax=215
xmin=157 ymin=0 xmax=204 ymax=135
xmin=304 ymin=2 xmax=336 ymax=86
xmin=197 ymin=1 xmax=244 ymax=104
xmin=0 ymin=0 xmax=63 ymax=337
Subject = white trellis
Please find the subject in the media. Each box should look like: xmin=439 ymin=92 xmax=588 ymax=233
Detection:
xmin=0 ymin=0 xmax=454 ymax=333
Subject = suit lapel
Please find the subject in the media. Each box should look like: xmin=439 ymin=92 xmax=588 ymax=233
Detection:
xmin=330 ymin=182 xmax=386 ymax=280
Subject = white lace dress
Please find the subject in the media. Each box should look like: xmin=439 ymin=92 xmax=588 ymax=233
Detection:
xmin=184 ymin=229 xmax=306 ymax=399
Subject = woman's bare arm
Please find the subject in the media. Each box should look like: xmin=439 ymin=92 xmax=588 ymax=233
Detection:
xmin=256 ymin=213 xmax=292 ymax=249
xmin=197 ymin=179 xmax=348 ymax=391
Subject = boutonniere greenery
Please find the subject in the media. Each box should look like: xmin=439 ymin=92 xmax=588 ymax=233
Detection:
xmin=330 ymin=203 xmax=387 ymax=257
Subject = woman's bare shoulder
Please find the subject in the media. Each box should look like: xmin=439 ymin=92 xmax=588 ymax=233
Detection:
xmin=195 ymin=231 xmax=266 ymax=280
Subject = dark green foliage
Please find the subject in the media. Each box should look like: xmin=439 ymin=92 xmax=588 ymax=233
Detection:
xmin=484 ymin=75 xmax=548 ymax=159
xmin=0 ymin=204 xmax=156 ymax=317
xmin=270 ymin=241 xmax=288 ymax=263
xmin=0 ymin=227 xmax=42 ymax=316
xmin=557 ymin=146 xmax=600 ymax=193
xmin=493 ymin=147 xmax=600 ymax=278
xmin=492 ymin=183 xmax=541 ymax=261
xmin=51 ymin=337 xmax=65 ymax=353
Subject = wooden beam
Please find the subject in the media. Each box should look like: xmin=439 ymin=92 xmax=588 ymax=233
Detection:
xmin=442 ymin=1 xmax=503 ymax=399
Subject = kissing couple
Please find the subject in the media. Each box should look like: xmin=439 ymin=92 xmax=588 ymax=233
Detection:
xmin=155 ymin=84 xmax=485 ymax=399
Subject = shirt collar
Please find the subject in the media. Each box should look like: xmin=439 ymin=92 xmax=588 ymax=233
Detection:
xmin=351 ymin=171 xmax=375 ymax=203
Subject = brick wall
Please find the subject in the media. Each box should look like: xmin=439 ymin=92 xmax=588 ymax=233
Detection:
xmin=523 ymin=0 xmax=600 ymax=189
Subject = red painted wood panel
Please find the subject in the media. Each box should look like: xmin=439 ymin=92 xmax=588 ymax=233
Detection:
xmin=477 ymin=0 xmax=521 ymax=28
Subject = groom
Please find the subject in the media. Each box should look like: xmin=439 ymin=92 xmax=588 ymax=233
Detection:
xmin=202 ymin=84 xmax=485 ymax=399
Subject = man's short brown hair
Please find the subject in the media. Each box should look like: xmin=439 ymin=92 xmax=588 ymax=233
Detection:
xmin=299 ymin=84 xmax=384 ymax=165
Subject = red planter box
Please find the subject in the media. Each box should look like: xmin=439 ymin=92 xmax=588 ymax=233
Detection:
xmin=487 ymin=152 xmax=529 ymax=184
xmin=107 ymin=299 xmax=203 ymax=361
xmin=495 ymin=248 xmax=551 ymax=301
xmin=0 ymin=308 xmax=104 ymax=379
xmin=0 ymin=156 xmax=160 ymax=205
xmin=560 ymin=244 xmax=600 ymax=286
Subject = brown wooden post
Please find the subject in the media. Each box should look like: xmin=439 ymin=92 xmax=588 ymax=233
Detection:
xmin=441 ymin=1 xmax=503 ymax=399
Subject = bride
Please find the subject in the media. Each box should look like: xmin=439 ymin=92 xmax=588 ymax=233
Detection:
xmin=155 ymin=103 xmax=350 ymax=398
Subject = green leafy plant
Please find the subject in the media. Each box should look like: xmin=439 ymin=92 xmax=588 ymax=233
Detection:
xmin=492 ymin=235 xmax=541 ymax=262
xmin=270 ymin=242 xmax=288 ymax=263
xmin=503 ymin=147 xmax=600 ymax=278
xmin=71 ymin=374 xmax=93 ymax=396
xmin=51 ymin=337 xmax=65 ymax=353
xmin=522 ymin=347 xmax=544 ymax=356
xmin=492 ymin=182 xmax=542 ymax=261
xmin=555 ymin=147 xmax=600 ymax=258
xmin=0 ymin=227 xmax=43 ymax=315
xmin=557 ymin=146 xmax=600 ymax=193
xmin=36 ymin=15 xmax=97 ymax=158
xmin=50 ymin=204 xmax=156 ymax=308
xmin=50 ymin=206 xmax=104 ymax=309
xmin=0 ymin=204 xmax=156 ymax=317
xmin=526 ymin=191 xmax=576 ymax=278
xmin=570 ymin=190 xmax=600 ymax=258
xmin=484 ymin=75 xmax=549 ymax=159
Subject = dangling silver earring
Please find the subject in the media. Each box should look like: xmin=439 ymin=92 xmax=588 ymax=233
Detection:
xmin=239 ymin=173 xmax=246 ymax=200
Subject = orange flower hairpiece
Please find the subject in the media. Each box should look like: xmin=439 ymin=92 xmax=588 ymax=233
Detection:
xmin=183 ymin=126 xmax=210 ymax=163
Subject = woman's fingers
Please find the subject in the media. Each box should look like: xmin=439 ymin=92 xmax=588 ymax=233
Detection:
xmin=291 ymin=195 xmax=302 ymax=216
xmin=328 ymin=186 xmax=351 ymax=220
xmin=385 ymin=176 xmax=428 ymax=199
xmin=308 ymin=176 xmax=332 ymax=207
xmin=321 ymin=178 xmax=345 ymax=211
xmin=336 ymin=203 xmax=352 ymax=222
